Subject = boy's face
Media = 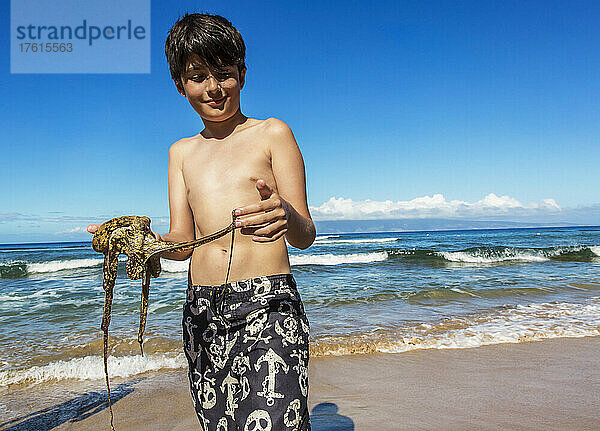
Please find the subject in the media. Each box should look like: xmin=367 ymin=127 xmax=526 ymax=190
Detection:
xmin=176 ymin=56 xmax=246 ymax=122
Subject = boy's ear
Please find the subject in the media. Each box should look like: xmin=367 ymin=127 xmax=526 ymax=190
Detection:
xmin=174 ymin=79 xmax=187 ymax=97
xmin=239 ymin=67 xmax=246 ymax=90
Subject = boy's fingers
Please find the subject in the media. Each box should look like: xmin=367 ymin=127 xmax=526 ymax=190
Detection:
xmin=237 ymin=213 xmax=269 ymax=227
xmin=252 ymin=219 xmax=286 ymax=236
xmin=236 ymin=209 xmax=285 ymax=227
xmin=235 ymin=199 xmax=278 ymax=217
xmin=240 ymin=226 xmax=261 ymax=235
xmin=252 ymin=228 xmax=287 ymax=242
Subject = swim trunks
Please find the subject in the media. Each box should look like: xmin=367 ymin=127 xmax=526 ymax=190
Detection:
xmin=183 ymin=271 xmax=311 ymax=431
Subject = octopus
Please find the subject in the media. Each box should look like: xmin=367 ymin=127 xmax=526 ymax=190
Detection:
xmin=91 ymin=210 xmax=237 ymax=430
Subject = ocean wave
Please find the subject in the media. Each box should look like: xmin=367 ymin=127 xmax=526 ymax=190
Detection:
xmin=160 ymin=252 xmax=390 ymax=271
xmin=406 ymin=285 xmax=573 ymax=302
xmin=311 ymin=298 xmax=600 ymax=356
xmin=28 ymin=258 xmax=105 ymax=274
xmin=302 ymin=283 xmax=600 ymax=307
xmin=314 ymin=235 xmax=341 ymax=241
xmin=159 ymin=259 xmax=190 ymax=273
xmin=0 ymin=256 xmax=127 ymax=278
xmin=388 ymin=245 xmax=600 ymax=265
xmin=438 ymin=245 xmax=600 ymax=264
xmin=439 ymin=250 xmax=548 ymax=263
xmin=3 ymin=298 xmax=600 ymax=382
xmin=0 ymin=353 xmax=186 ymax=386
xmin=313 ymin=237 xmax=400 ymax=245
xmin=302 ymin=285 xmax=565 ymax=306
xmin=289 ymin=252 xmax=388 ymax=266
xmin=2 ymin=244 xmax=597 ymax=278
xmin=0 ymin=261 xmax=28 ymax=278
xmin=0 ymin=289 xmax=57 ymax=302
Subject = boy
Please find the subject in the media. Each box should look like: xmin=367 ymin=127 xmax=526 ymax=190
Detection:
xmin=89 ymin=12 xmax=314 ymax=431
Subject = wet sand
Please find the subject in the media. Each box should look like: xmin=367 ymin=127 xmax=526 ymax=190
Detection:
xmin=6 ymin=336 xmax=599 ymax=431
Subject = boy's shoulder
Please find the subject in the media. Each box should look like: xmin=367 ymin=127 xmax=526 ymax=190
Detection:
xmin=167 ymin=135 xmax=194 ymax=164
xmin=169 ymin=117 xmax=295 ymax=151
xmin=237 ymin=117 xmax=294 ymax=140
xmin=258 ymin=117 xmax=298 ymax=151
xmin=251 ymin=118 xmax=299 ymax=159
xmin=261 ymin=117 xmax=293 ymax=135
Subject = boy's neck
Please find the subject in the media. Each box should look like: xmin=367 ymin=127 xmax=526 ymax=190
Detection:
xmin=200 ymin=108 xmax=248 ymax=140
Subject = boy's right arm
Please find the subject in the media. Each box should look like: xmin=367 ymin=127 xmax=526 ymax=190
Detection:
xmin=158 ymin=141 xmax=196 ymax=260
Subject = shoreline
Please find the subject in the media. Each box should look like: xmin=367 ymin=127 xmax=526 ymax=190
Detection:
xmin=4 ymin=336 xmax=598 ymax=430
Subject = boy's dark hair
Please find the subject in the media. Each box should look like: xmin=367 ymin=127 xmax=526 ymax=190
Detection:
xmin=165 ymin=13 xmax=246 ymax=87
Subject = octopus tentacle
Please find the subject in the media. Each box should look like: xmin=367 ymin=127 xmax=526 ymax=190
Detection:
xmin=138 ymin=267 xmax=151 ymax=356
xmin=101 ymin=248 xmax=119 ymax=431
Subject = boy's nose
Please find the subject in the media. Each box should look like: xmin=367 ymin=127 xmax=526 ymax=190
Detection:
xmin=207 ymin=76 xmax=220 ymax=91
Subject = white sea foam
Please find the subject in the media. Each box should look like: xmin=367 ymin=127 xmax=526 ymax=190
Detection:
xmin=289 ymin=252 xmax=388 ymax=266
xmin=2 ymin=255 xmax=161 ymax=279
xmin=314 ymin=237 xmax=399 ymax=245
xmin=381 ymin=298 xmax=600 ymax=353
xmin=449 ymin=287 xmax=479 ymax=297
xmin=0 ymin=289 xmax=56 ymax=302
xmin=27 ymin=258 xmax=104 ymax=273
xmin=159 ymin=258 xmax=190 ymax=273
xmin=439 ymin=250 xmax=549 ymax=263
xmin=147 ymin=299 xmax=176 ymax=314
xmin=0 ymin=353 xmax=186 ymax=386
xmin=26 ymin=256 xmax=129 ymax=274
xmin=438 ymin=245 xmax=598 ymax=264
xmin=4 ymin=299 xmax=600 ymax=380
xmin=314 ymin=235 xmax=341 ymax=241
xmin=159 ymin=252 xmax=390 ymax=270
xmin=316 ymin=298 xmax=600 ymax=356
xmin=9 ymin=245 xmax=597 ymax=276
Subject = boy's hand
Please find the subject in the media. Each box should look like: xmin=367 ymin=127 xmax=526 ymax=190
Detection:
xmin=86 ymin=223 xmax=161 ymax=240
xmin=235 ymin=179 xmax=289 ymax=242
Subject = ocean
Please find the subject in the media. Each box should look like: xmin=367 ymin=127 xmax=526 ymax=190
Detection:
xmin=1 ymin=225 xmax=599 ymax=422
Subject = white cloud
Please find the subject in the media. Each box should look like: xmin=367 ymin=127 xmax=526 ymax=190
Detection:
xmin=55 ymin=226 xmax=87 ymax=235
xmin=310 ymin=193 xmax=563 ymax=221
xmin=0 ymin=213 xmax=104 ymax=224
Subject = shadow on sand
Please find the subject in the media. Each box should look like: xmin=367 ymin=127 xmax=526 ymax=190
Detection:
xmin=311 ymin=402 xmax=354 ymax=430
xmin=1 ymin=379 xmax=140 ymax=431
xmin=2 ymin=385 xmax=353 ymax=431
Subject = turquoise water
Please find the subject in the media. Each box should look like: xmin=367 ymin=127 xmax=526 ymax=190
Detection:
xmin=0 ymin=226 xmax=599 ymax=387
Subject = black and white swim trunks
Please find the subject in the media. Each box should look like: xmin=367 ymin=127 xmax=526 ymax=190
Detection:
xmin=183 ymin=272 xmax=311 ymax=431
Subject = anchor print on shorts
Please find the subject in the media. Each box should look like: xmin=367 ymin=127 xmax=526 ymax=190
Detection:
xmin=255 ymin=348 xmax=290 ymax=406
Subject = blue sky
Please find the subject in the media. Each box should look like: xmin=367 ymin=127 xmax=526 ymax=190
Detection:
xmin=1 ymin=0 xmax=599 ymax=242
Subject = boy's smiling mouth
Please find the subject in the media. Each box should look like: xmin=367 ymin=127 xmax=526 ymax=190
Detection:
xmin=206 ymin=96 xmax=226 ymax=105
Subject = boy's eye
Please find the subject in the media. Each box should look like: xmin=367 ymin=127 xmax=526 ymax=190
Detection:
xmin=188 ymin=71 xmax=233 ymax=83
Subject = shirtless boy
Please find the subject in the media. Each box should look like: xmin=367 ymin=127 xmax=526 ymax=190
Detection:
xmin=88 ymin=12 xmax=315 ymax=431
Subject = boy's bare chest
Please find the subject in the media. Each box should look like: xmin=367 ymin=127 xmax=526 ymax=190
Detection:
xmin=181 ymin=139 xmax=276 ymax=210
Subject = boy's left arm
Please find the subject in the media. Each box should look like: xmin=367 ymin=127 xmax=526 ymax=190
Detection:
xmin=235 ymin=119 xmax=316 ymax=249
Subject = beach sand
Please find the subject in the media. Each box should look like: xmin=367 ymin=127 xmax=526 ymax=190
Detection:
xmin=6 ymin=336 xmax=599 ymax=431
